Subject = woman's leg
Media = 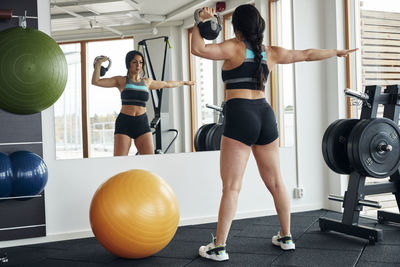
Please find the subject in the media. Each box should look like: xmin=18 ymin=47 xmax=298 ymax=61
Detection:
xmin=134 ymin=132 xmax=154 ymax=155
xmin=114 ymin=134 xmax=132 ymax=156
xmin=216 ymin=135 xmax=251 ymax=246
xmin=251 ymin=138 xmax=291 ymax=236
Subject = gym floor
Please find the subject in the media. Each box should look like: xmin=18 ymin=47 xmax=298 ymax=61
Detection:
xmin=1 ymin=209 xmax=399 ymax=266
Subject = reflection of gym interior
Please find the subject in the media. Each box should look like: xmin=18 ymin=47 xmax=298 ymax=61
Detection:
xmin=1 ymin=0 xmax=399 ymax=266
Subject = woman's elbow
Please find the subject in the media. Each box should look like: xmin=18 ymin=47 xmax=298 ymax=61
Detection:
xmin=91 ymin=79 xmax=100 ymax=86
xmin=191 ymin=44 xmax=207 ymax=57
xmin=191 ymin=46 xmax=200 ymax=56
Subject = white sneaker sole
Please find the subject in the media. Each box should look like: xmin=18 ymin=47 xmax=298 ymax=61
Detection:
xmin=272 ymin=238 xmax=295 ymax=250
xmin=199 ymin=246 xmax=229 ymax=261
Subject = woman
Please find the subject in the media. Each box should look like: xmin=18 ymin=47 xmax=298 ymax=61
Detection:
xmin=191 ymin=5 xmax=357 ymax=261
xmin=92 ymin=50 xmax=194 ymax=156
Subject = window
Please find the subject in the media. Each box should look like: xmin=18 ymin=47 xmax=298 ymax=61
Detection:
xmin=56 ymin=38 xmax=134 ymax=159
xmin=269 ymin=0 xmax=295 ymax=147
xmin=356 ymin=0 xmax=400 ymax=90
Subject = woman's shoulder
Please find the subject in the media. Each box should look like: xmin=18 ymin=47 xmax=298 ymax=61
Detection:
xmin=142 ymin=77 xmax=152 ymax=88
xmin=112 ymin=75 xmax=126 ymax=80
xmin=222 ymin=38 xmax=245 ymax=55
xmin=224 ymin=37 xmax=243 ymax=46
xmin=112 ymin=75 xmax=126 ymax=89
xmin=264 ymin=45 xmax=274 ymax=55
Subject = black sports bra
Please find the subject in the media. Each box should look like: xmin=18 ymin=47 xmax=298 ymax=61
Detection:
xmin=222 ymin=41 xmax=269 ymax=90
xmin=120 ymin=77 xmax=149 ymax=107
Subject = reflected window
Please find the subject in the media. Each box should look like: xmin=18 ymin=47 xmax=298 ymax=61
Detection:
xmin=86 ymin=39 xmax=136 ymax=157
xmin=56 ymin=44 xmax=83 ymax=159
xmin=223 ymin=13 xmax=235 ymax=39
xmin=192 ymin=41 xmax=215 ymax=126
xmin=55 ymin=38 xmax=134 ymax=159
xmin=188 ymin=30 xmax=215 ymax=137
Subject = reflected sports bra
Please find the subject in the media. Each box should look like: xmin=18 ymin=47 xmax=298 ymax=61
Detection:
xmin=222 ymin=41 xmax=269 ymax=90
xmin=121 ymin=77 xmax=149 ymax=107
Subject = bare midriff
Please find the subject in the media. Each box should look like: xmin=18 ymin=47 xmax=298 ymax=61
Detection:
xmin=120 ymin=105 xmax=146 ymax=116
xmin=225 ymin=89 xmax=265 ymax=101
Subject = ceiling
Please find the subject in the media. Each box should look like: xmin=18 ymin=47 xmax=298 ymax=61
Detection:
xmin=50 ymin=0 xmax=218 ymax=40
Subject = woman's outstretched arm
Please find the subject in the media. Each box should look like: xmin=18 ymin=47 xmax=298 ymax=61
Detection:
xmin=269 ymin=46 xmax=358 ymax=65
xmin=145 ymin=79 xmax=194 ymax=90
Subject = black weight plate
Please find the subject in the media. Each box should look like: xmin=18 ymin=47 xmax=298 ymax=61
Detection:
xmin=205 ymin=123 xmax=218 ymax=151
xmin=360 ymin=118 xmax=400 ymax=177
xmin=347 ymin=119 xmax=370 ymax=175
xmin=322 ymin=119 xmax=358 ymax=174
xmin=322 ymin=119 xmax=342 ymax=172
xmin=211 ymin=124 xmax=224 ymax=150
xmin=205 ymin=123 xmax=224 ymax=151
xmin=370 ymin=133 xmax=392 ymax=164
xmin=329 ymin=119 xmax=359 ymax=174
xmin=194 ymin=123 xmax=215 ymax=151
xmin=349 ymin=118 xmax=400 ymax=178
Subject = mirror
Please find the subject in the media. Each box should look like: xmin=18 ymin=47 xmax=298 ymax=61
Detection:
xmin=50 ymin=0 xmax=200 ymax=159
xmin=50 ymin=0 xmax=296 ymax=159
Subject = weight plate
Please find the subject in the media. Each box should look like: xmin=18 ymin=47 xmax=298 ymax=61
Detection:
xmin=194 ymin=123 xmax=215 ymax=151
xmin=322 ymin=119 xmax=342 ymax=172
xmin=322 ymin=119 xmax=359 ymax=174
xmin=348 ymin=118 xmax=400 ymax=178
xmin=205 ymin=123 xmax=224 ymax=151
xmin=347 ymin=119 xmax=370 ymax=175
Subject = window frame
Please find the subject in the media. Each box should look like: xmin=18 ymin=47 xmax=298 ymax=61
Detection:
xmin=187 ymin=28 xmax=196 ymax=152
xmin=345 ymin=0 xmax=355 ymax=118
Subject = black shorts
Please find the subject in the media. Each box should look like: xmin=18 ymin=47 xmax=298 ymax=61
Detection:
xmin=114 ymin=112 xmax=151 ymax=139
xmin=223 ymin=98 xmax=278 ymax=146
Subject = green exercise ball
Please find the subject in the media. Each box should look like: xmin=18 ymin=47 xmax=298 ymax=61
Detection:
xmin=0 ymin=27 xmax=67 ymax=114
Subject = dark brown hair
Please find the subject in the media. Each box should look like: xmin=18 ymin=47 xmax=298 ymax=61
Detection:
xmin=232 ymin=5 xmax=266 ymax=90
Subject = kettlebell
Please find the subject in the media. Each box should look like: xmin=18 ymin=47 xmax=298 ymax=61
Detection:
xmin=93 ymin=56 xmax=112 ymax=77
xmin=194 ymin=8 xmax=222 ymax=40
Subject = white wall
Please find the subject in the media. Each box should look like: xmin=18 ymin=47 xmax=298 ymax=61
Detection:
xmin=322 ymin=0 xmax=350 ymax=209
xmin=292 ymin=0 xmax=349 ymax=209
xmin=292 ymin=0 xmax=328 ymax=211
xmin=0 ymin=0 xmax=349 ymax=247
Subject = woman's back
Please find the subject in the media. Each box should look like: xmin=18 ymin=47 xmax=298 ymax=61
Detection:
xmin=222 ymin=40 xmax=269 ymax=90
xmin=220 ymin=39 xmax=267 ymax=100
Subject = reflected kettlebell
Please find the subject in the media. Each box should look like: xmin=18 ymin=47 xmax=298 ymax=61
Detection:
xmin=194 ymin=8 xmax=222 ymax=40
xmin=93 ymin=56 xmax=112 ymax=77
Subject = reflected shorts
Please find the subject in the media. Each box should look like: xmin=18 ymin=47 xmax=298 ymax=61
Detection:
xmin=223 ymin=98 xmax=279 ymax=146
xmin=114 ymin=112 xmax=151 ymax=139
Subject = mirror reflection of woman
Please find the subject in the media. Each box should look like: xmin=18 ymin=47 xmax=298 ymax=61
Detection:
xmin=92 ymin=50 xmax=194 ymax=156
xmin=191 ymin=4 xmax=357 ymax=262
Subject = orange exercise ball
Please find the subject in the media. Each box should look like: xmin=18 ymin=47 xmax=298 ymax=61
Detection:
xmin=89 ymin=169 xmax=180 ymax=259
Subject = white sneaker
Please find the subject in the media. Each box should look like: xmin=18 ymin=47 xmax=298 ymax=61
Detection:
xmin=199 ymin=235 xmax=229 ymax=261
xmin=272 ymin=231 xmax=296 ymax=250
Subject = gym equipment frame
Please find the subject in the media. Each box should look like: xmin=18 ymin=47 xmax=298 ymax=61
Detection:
xmin=319 ymin=85 xmax=400 ymax=244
